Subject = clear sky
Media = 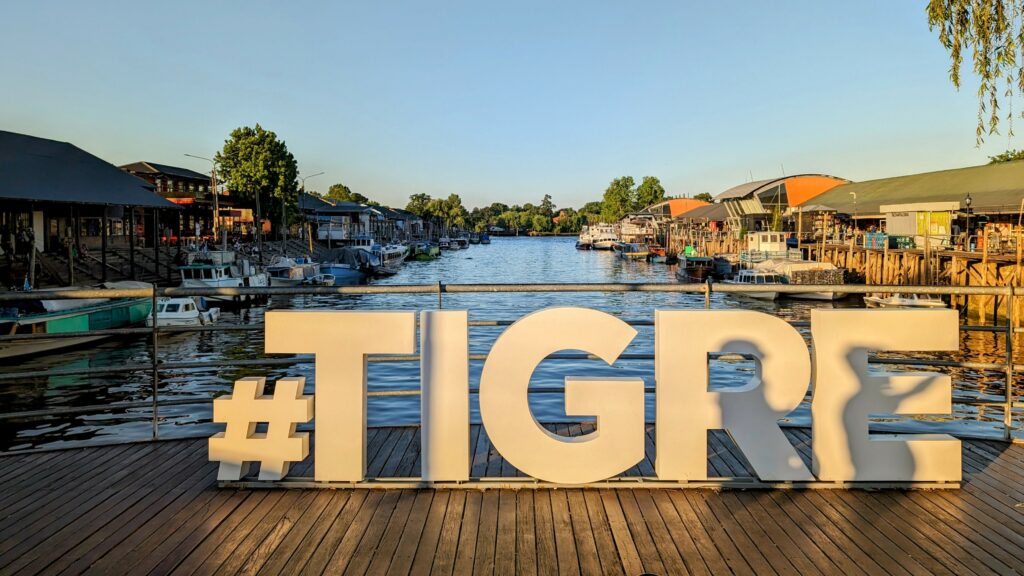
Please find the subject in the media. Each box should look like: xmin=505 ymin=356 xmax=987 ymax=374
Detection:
xmin=0 ymin=1 xmax=1015 ymax=209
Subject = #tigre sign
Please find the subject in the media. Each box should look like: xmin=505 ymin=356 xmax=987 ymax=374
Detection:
xmin=209 ymin=307 xmax=961 ymax=486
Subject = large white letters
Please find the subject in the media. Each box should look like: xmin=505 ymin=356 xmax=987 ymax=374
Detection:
xmin=811 ymin=309 xmax=961 ymax=482
xmin=420 ymin=310 xmax=470 ymax=482
xmin=265 ymin=310 xmax=415 ymax=482
xmin=655 ymin=310 xmax=814 ymax=481
xmin=478 ymin=307 xmax=645 ymax=484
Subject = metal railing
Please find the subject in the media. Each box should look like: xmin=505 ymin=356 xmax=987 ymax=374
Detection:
xmin=0 ymin=282 xmax=1021 ymax=449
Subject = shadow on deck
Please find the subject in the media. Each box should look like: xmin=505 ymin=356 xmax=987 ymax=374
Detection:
xmin=1 ymin=425 xmax=1023 ymax=575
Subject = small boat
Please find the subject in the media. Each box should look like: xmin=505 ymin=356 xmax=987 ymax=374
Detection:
xmin=304 ymin=274 xmax=336 ymax=286
xmin=438 ymin=236 xmax=453 ymax=250
xmin=147 ymin=297 xmax=220 ymax=327
xmin=675 ymin=256 xmax=715 ymax=282
xmin=589 ymin=224 xmax=619 ymax=250
xmin=178 ymin=251 xmax=269 ymax=304
xmin=618 ymin=243 xmax=649 ymax=260
xmin=469 ymin=234 xmax=482 ymax=245
xmin=320 ymin=247 xmax=371 ymax=285
xmin=0 ymin=281 xmax=154 ymax=360
xmin=648 ymin=245 xmax=670 ymax=263
xmin=576 ymin=227 xmax=593 ymax=250
xmin=409 ymin=241 xmax=441 ymax=261
xmin=480 ymin=233 xmax=491 ymax=245
xmin=575 ymin=240 xmax=593 ymax=250
xmin=863 ymin=294 xmax=947 ymax=309
xmin=754 ymin=260 xmax=844 ymax=300
xmin=722 ymin=269 xmax=783 ymax=300
xmin=266 ymin=256 xmax=321 ymax=286
xmin=453 ymin=236 xmax=470 ymax=249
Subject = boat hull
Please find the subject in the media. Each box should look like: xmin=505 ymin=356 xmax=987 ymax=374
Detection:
xmin=0 ymin=297 xmax=152 ymax=360
xmin=787 ymin=291 xmax=841 ymax=301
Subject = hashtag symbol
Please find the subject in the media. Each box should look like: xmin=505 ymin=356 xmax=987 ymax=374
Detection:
xmin=209 ymin=376 xmax=314 ymax=481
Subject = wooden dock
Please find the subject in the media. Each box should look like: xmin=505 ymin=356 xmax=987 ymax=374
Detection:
xmin=1 ymin=424 xmax=1023 ymax=575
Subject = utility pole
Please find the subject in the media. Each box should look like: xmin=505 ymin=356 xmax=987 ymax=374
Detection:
xmin=296 ymin=171 xmax=325 ymax=255
xmin=184 ymin=154 xmax=223 ymax=250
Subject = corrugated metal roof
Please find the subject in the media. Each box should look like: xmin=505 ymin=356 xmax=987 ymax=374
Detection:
xmin=297 ymin=192 xmax=369 ymax=214
xmin=0 ymin=131 xmax=178 ymax=209
xmin=120 ymin=161 xmax=211 ymax=182
xmin=675 ymin=202 xmax=729 ymax=221
xmin=714 ymin=178 xmax=778 ymax=201
xmin=804 ymin=161 xmax=1024 ymax=216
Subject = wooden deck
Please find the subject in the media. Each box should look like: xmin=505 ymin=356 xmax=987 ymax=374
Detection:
xmin=1 ymin=424 xmax=1023 ymax=575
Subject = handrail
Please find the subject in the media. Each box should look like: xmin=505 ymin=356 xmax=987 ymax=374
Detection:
xmin=0 ymin=282 xmax=1019 ymax=446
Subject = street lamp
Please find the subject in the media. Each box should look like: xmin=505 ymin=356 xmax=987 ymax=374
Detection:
xmin=849 ymin=191 xmax=858 ymax=233
xmin=290 ymin=171 xmax=325 ymax=245
xmin=184 ymin=153 xmax=223 ymax=249
xmin=964 ymin=192 xmax=973 ymax=250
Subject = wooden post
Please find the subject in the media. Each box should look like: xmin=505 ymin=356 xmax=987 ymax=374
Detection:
xmin=101 ymin=210 xmax=108 ymax=282
xmin=128 ymin=207 xmax=136 ymax=280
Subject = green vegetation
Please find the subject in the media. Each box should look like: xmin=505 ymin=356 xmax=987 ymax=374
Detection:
xmin=927 ymin=1 xmax=1024 ymax=143
xmin=988 ymin=149 xmax=1024 ymax=163
xmin=694 ymin=192 xmax=714 ymax=202
xmin=215 ymin=124 xmax=298 ymax=234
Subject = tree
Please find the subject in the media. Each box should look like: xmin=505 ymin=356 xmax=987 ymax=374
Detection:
xmin=600 ymin=176 xmax=636 ymax=222
xmin=540 ymin=194 xmax=556 ymax=217
xmin=215 ymin=124 xmax=298 ymax=237
xmin=325 ymin=183 xmax=369 ymax=204
xmin=927 ymin=1 xmax=1024 ymax=143
xmin=531 ymin=214 xmax=552 ymax=233
xmin=405 ymin=193 xmax=432 ymax=216
xmin=694 ymin=192 xmax=714 ymax=202
xmin=989 ymin=149 xmax=1024 ymax=163
xmin=635 ymin=176 xmax=666 ymax=210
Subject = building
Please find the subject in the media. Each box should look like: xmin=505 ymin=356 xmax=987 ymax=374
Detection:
xmin=0 ymin=130 xmax=179 ymax=285
xmin=714 ymin=175 xmax=849 ymax=233
xmin=645 ymin=198 xmax=710 ymax=219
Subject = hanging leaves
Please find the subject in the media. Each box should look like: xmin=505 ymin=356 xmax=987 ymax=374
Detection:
xmin=927 ymin=0 xmax=1024 ymax=143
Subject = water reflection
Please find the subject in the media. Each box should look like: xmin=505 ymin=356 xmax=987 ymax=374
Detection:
xmin=1 ymin=236 xmax=1020 ymax=449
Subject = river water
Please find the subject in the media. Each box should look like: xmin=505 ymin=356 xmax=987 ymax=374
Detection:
xmin=1 ymin=236 xmax=1020 ymax=450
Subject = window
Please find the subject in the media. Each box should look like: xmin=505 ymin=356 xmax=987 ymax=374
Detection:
xmin=165 ymin=303 xmax=180 ymax=312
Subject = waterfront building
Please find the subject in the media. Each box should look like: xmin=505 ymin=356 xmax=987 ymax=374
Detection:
xmin=0 ymin=130 xmax=179 ymax=287
xmin=715 ymin=174 xmax=849 ymax=234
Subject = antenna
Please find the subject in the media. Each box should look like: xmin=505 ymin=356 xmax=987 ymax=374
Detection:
xmin=780 ymin=163 xmax=786 ymax=176
xmin=749 ymin=170 xmax=753 ymax=182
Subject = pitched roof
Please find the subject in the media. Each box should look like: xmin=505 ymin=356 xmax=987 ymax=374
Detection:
xmin=120 ymin=161 xmax=210 ymax=181
xmin=297 ymin=192 xmax=369 ymax=214
xmin=646 ymin=198 xmax=709 ymax=217
xmin=675 ymin=202 xmax=729 ymax=221
xmin=805 ymin=161 xmax=1024 ymax=216
xmin=0 ymin=131 xmax=178 ymax=208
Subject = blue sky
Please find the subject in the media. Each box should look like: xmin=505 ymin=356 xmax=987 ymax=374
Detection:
xmin=0 ymin=1 xmax=1014 ymax=208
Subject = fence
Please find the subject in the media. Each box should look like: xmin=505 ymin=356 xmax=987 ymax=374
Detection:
xmin=0 ymin=282 xmax=1021 ymax=452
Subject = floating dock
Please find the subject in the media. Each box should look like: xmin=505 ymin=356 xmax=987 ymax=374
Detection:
xmin=1 ymin=424 xmax=1022 ymax=575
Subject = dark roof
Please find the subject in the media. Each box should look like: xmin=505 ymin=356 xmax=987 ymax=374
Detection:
xmin=675 ymin=202 xmax=729 ymax=221
xmin=120 ymin=161 xmax=210 ymax=181
xmin=807 ymin=161 xmax=1024 ymax=216
xmin=0 ymin=131 xmax=178 ymax=209
xmin=297 ymin=192 xmax=369 ymax=214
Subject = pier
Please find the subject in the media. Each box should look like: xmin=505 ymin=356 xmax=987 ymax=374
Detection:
xmin=2 ymin=425 xmax=1023 ymax=575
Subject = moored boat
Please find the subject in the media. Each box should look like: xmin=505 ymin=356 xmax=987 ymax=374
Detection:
xmin=320 ymin=247 xmax=371 ymax=285
xmin=409 ymin=240 xmax=441 ymax=261
xmin=618 ymin=243 xmax=649 ymax=260
xmin=178 ymin=251 xmax=268 ymax=304
xmin=438 ymin=236 xmax=453 ymax=250
xmin=722 ymin=269 xmax=782 ymax=300
xmin=147 ymin=297 xmax=220 ymax=327
xmin=469 ymin=234 xmax=481 ymax=245
xmin=0 ymin=281 xmax=154 ymax=360
xmin=863 ymin=294 xmax=947 ymax=308
xmin=480 ymin=233 xmax=491 ymax=244
xmin=675 ymin=256 xmax=715 ymax=282
xmin=266 ymin=256 xmax=321 ymax=286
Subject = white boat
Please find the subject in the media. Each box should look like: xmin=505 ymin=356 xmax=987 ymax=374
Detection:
xmin=753 ymin=259 xmax=844 ymax=300
xmin=266 ymin=256 xmax=321 ymax=286
xmin=722 ymin=269 xmax=782 ymax=300
xmin=178 ymin=252 xmax=269 ymax=303
xmin=863 ymin=294 xmax=947 ymax=309
xmin=147 ymin=297 xmax=220 ymax=327
xmin=438 ymin=236 xmax=453 ymax=250
xmin=453 ymin=236 xmax=469 ymax=249
xmin=589 ymin=224 xmax=619 ymax=250
xmin=351 ymin=235 xmax=407 ymax=276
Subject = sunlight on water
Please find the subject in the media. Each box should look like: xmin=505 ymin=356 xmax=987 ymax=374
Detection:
xmin=1 ymin=236 xmax=1019 ymax=449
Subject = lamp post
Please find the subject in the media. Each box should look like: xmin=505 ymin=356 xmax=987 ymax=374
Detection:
xmin=849 ymin=191 xmax=857 ymax=234
xmin=295 ymin=171 xmax=324 ymax=252
xmin=184 ymin=153 xmax=223 ymax=250
xmin=965 ymin=192 xmax=973 ymax=250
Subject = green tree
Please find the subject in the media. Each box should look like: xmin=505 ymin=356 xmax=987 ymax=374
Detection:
xmin=406 ymin=193 xmax=432 ymax=216
xmin=325 ymin=183 xmax=369 ymax=204
xmin=499 ymin=210 xmax=521 ymax=233
xmin=539 ymin=194 xmax=556 ymax=217
xmin=927 ymin=1 xmax=1024 ymax=143
xmin=600 ymin=176 xmax=636 ymax=222
xmin=215 ymin=124 xmax=298 ymax=236
xmin=635 ymin=176 xmax=666 ymax=210
xmin=989 ymin=149 xmax=1024 ymax=163
xmin=531 ymin=214 xmax=552 ymax=233
xmin=693 ymin=192 xmax=714 ymax=202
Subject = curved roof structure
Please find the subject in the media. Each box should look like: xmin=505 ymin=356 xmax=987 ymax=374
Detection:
xmin=645 ymin=198 xmax=709 ymax=218
xmin=714 ymin=174 xmax=848 ymax=205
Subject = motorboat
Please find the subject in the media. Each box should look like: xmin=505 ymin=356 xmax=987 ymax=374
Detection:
xmin=147 ymin=297 xmax=220 ymax=327
xmin=351 ymin=235 xmax=407 ymax=276
xmin=648 ymin=245 xmax=672 ymax=263
xmin=480 ymin=233 xmax=491 ymax=244
xmin=618 ymin=243 xmax=649 ymax=260
xmin=409 ymin=241 xmax=441 ymax=261
xmin=675 ymin=256 xmax=714 ymax=282
xmin=178 ymin=251 xmax=269 ymax=304
xmin=266 ymin=256 xmax=321 ymax=286
xmin=753 ymin=259 xmax=845 ymax=300
xmin=0 ymin=281 xmax=153 ymax=360
xmin=576 ymin=227 xmax=593 ymax=250
xmin=722 ymin=269 xmax=783 ymax=300
xmin=453 ymin=236 xmax=470 ymax=249
xmin=863 ymin=294 xmax=947 ymax=309
xmin=319 ymin=247 xmax=371 ymax=285
xmin=469 ymin=234 xmax=482 ymax=245
xmin=589 ymin=224 xmax=619 ymax=250
xmin=438 ymin=236 xmax=453 ymax=250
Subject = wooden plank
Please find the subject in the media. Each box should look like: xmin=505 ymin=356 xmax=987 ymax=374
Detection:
xmin=565 ymin=490 xmax=602 ymax=576
xmin=581 ymin=490 xmax=625 ymax=576
xmin=533 ymin=490 xmax=560 ymax=576
xmin=362 ymin=489 xmax=427 ymax=575
xmin=297 ymin=490 xmax=373 ymax=576
xmin=405 ymin=490 xmax=451 ymax=576
xmin=225 ymin=490 xmax=321 ymax=576
xmin=328 ymin=489 xmax=403 ymax=575
xmin=255 ymin=491 xmax=344 ymax=576
xmin=615 ymin=490 xmax=668 ymax=576
xmin=451 ymin=491 xmax=482 ymax=575
xmin=430 ymin=490 xmax=467 ymax=576
xmin=515 ymin=490 xmax=538 ymax=576
xmin=473 ymin=490 xmax=499 ymax=575
xmin=494 ymin=490 xmax=518 ymax=575
xmin=379 ymin=490 xmax=437 ymax=575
